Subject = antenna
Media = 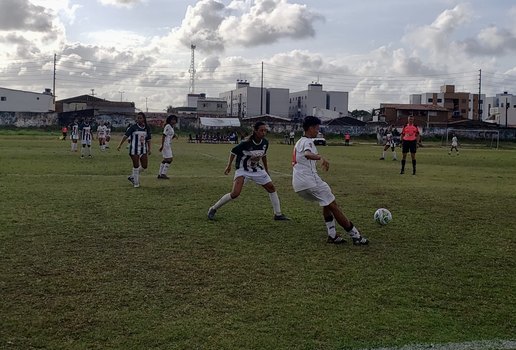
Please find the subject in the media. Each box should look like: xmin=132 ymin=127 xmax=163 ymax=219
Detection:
xmin=189 ymin=44 xmax=196 ymax=93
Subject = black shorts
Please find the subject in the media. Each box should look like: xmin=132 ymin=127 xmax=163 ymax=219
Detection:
xmin=402 ymin=140 xmax=417 ymax=154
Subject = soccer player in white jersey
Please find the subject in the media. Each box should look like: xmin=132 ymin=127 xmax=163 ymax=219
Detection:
xmin=292 ymin=116 xmax=369 ymax=245
xmin=157 ymin=115 xmax=178 ymax=179
xmin=79 ymin=119 xmax=93 ymax=158
xmin=449 ymin=133 xmax=460 ymax=155
xmin=97 ymin=121 xmax=108 ymax=151
xmin=70 ymin=119 xmax=79 ymax=152
xmin=380 ymin=125 xmax=397 ymax=160
xmin=116 ymin=112 xmax=152 ymax=188
xmin=105 ymin=122 xmax=111 ymax=148
xmin=208 ymin=121 xmax=289 ymax=221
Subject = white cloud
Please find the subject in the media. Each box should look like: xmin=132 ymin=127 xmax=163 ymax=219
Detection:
xmin=97 ymin=0 xmax=143 ymax=9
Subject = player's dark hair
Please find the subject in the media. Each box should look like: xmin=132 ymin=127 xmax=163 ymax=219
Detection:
xmin=245 ymin=121 xmax=267 ymax=142
xmin=136 ymin=112 xmax=148 ymax=127
xmin=302 ymin=116 xmax=321 ymax=131
xmin=166 ymin=114 xmax=177 ymax=125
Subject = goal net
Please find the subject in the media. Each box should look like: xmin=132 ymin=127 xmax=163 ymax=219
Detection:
xmin=443 ymin=128 xmax=500 ymax=149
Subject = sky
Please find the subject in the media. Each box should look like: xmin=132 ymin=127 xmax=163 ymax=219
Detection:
xmin=1 ymin=0 xmax=516 ymax=112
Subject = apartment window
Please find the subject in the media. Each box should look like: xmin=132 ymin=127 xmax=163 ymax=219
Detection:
xmin=427 ymin=98 xmax=433 ymax=102
xmin=437 ymin=99 xmax=442 ymax=103
xmin=0 ymin=96 xmax=6 ymax=101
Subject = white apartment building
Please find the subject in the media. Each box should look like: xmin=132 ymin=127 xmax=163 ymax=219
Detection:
xmin=219 ymin=81 xmax=289 ymax=118
xmin=485 ymin=92 xmax=516 ymax=127
xmin=409 ymin=85 xmax=485 ymax=120
xmin=289 ymin=83 xmax=348 ymax=121
xmin=0 ymin=87 xmax=54 ymax=112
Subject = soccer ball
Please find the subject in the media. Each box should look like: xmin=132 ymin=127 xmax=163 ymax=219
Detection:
xmin=374 ymin=208 xmax=392 ymax=225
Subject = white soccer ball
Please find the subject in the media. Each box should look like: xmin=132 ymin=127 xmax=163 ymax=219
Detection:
xmin=374 ymin=208 xmax=392 ymax=225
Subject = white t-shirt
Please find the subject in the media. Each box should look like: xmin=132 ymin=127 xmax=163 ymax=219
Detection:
xmin=292 ymin=136 xmax=323 ymax=192
xmin=451 ymin=136 xmax=458 ymax=147
xmin=163 ymin=124 xmax=175 ymax=146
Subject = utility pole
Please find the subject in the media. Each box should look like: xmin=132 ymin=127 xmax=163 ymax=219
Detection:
xmin=478 ymin=69 xmax=482 ymax=121
xmin=118 ymin=91 xmax=124 ymax=102
xmin=52 ymin=53 xmax=56 ymax=106
xmin=145 ymin=97 xmax=148 ymax=112
xmin=91 ymin=89 xmax=95 ymax=96
xmin=260 ymin=61 xmax=264 ymax=115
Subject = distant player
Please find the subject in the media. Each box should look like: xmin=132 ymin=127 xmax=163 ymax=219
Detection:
xmin=157 ymin=115 xmax=178 ymax=179
xmin=79 ymin=119 xmax=93 ymax=158
xmin=400 ymin=115 xmax=420 ymax=175
xmin=116 ymin=112 xmax=151 ymax=188
xmin=207 ymin=121 xmax=289 ymax=221
xmin=105 ymin=122 xmax=111 ymax=148
xmin=380 ymin=126 xmax=397 ymax=160
xmin=70 ymin=119 xmax=79 ymax=152
xmin=449 ymin=134 xmax=460 ymax=155
xmin=292 ymin=116 xmax=368 ymax=245
xmin=97 ymin=121 xmax=108 ymax=151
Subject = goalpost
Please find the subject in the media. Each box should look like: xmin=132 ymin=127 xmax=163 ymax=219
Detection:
xmin=444 ymin=128 xmax=500 ymax=149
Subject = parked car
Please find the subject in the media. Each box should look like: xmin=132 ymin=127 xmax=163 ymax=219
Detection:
xmin=314 ymin=132 xmax=326 ymax=146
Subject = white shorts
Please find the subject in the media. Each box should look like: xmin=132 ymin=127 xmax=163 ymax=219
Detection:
xmin=81 ymin=140 xmax=92 ymax=146
xmin=296 ymin=181 xmax=335 ymax=207
xmin=234 ymin=168 xmax=272 ymax=186
xmin=162 ymin=145 xmax=173 ymax=159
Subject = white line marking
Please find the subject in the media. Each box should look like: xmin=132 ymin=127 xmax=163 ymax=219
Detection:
xmin=357 ymin=339 xmax=516 ymax=350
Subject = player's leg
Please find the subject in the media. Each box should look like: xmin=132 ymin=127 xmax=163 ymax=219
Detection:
xmin=391 ymin=145 xmax=397 ymax=160
xmin=129 ymin=154 xmax=141 ymax=187
xmin=262 ymin=181 xmax=289 ymax=220
xmin=208 ymin=176 xmax=245 ymax=219
xmin=326 ymin=200 xmax=368 ymax=245
xmin=380 ymin=144 xmax=388 ymax=159
xmin=410 ymin=142 xmax=417 ymax=175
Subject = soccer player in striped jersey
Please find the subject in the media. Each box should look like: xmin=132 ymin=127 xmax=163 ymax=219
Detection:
xmin=292 ymin=116 xmax=368 ymax=245
xmin=116 ymin=112 xmax=152 ymax=188
xmin=97 ymin=121 xmax=108 ymax=151
xmin=79 ymin=119 xmax=93 ymax=158
xmin=105 ymin=122 xmax=112 ymax=148
xmin=208 ymin=121 xmax=289 ymax=221
xmin=70 ymin=119 xmax=79 ymax=152
xmin=380 ymin=125 xmax=397 ymax=160
xmin=157 ymin=115 xmax=178 ymax=179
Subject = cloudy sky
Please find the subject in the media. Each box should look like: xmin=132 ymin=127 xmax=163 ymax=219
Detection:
xmin=1 ymin=0 xmax=515 ymax=112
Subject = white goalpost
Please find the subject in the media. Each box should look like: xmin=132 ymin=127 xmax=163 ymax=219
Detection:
xmin=444 ymin=128 xmax=500 ymax=149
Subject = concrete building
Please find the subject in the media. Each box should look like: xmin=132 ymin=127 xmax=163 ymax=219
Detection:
xmin=289 ymin=83 xmax=348 ymax=121
xmin=409 ymin=85 xmax=485 ymax=121
xmin=56 ymin=95 xmax=135 ymax=115
xmin=485 ymin=92 xmax=516 ymax=127
xmin=196 ymin=96 xmax=227 ymax=117
xmin=379 ymin=103 xmax=452 ymax=127
xmin=0 ymin=87 xmax=54 ymax=112
xmin=219 ymin=80 xmax=289 ymax=118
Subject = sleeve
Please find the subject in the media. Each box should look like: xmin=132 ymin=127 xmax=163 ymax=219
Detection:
xmin=297 ymin=138 xmax=313 ymax=154
xmin=124 ymin=125 xmax=135 ymax=137
xmin=231 ymin=140 xmax=246 ymax=156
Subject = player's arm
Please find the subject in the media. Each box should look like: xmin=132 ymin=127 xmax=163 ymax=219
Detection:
xmin=116 ymin=135 xmax=128 ymax=151
xmin=159 ymin=133 xmax=165 ymax=152
xmin=262 ymin=155 xmax=269 ymax=174
xmin=304 ymin=150 xmax=329 ymax=171
xmin=224 ymin=153 xmax=236 ymax=175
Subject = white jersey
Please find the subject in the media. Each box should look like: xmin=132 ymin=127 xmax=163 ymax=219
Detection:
xmin=163 ymin=124 xmax=175 ymax=146
xmin=97 ymin=125 xmax=107 ymax=138
xmin=292 ymin=136 xmax=324 ymax=192
xmin=451 ymin=136 xmax=458 ymax=147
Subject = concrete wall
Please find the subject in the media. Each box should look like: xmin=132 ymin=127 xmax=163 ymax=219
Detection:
xmin=0 ymin=88 xmax=54 ymax=112
xmin=0 ymin=111 xmax=58 ymax=127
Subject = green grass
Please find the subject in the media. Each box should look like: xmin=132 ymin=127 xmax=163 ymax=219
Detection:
xmin=0 ymin=135 xmax=515 ymax=349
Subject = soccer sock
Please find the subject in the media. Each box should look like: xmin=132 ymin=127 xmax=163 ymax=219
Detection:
xmin=401 ymin=159 xmax=406 ymax=171
xmin=162 ymin=162 xmax=170 ymax=175
xmin=412 ymin=159 xmax=416 ymax=173
xmin=158 ymin=163 xmax=164 ymax=175
xmin=344 ymin=221 xmax=361 ymax=238
xmin=382 ymin=151 xmax=385 ymax=158
xmin=325 ymin=215 xmax=337 ymax=239
xmin=138 ymin=166 xmax=145 ymax=173
xmin=213 ymin=193 xmax=233 ymax=210
xmin=268 ymin=191 xmax=282 ymax=215
xmin=392 ymin=151 xmax=397 ymax=159
xmin=132 ymin=167 xmax=139 ymax=184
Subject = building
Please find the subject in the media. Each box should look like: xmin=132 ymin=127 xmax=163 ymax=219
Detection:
xmin=289 ymin=83 xmax=348 ymax=121
xmin=379 ymin=103 xmax=452 ymax=127
xmin=0 ymin=87 xmax=54 ymax=112
xmin=219 ymin=80 xmax=289 ymax=118
xmin=409 ymin=85 xmax=485 ymax=121
xmin=55 ymin=95 xmax=135 ymax=115
xmin=485 ymin=92 xmax=516 ymax=128
xmin=196 ymin=96 xmax=227 ymax=117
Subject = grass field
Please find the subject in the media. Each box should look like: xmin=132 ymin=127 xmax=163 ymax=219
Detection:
xmin=0 ymin=132 xmax=515 ymax=350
